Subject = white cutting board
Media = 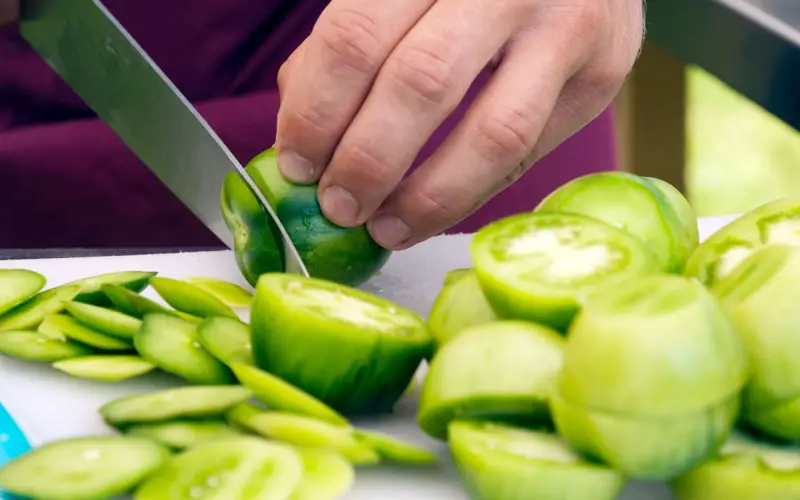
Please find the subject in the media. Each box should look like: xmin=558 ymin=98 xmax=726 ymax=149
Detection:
xmin=0 ymin=215 xmax=739 ymax=499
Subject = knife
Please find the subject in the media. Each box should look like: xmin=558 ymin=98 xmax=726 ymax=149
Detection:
xmin=18 ymin=0 xmax=309 ymax=277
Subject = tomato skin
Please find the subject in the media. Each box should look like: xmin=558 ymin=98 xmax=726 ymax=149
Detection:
xmin=220 ymin=149 xmax=391 ymax=287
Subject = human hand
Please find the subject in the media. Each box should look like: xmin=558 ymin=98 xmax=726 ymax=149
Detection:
xmin=275 ymin=0 xmax=644 ymax=250
xmin=0 ymin=0 xmax=17 ymax=25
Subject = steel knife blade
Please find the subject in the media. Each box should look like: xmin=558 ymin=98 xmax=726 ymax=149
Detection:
xmin=18 ymin=0 xmax=309 ymax=276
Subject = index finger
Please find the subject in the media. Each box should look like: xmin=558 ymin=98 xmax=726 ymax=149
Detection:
xmin=274 ymin=0 xmax=434 ymax=184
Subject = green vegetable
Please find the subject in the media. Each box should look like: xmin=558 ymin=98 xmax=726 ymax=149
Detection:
xmin=353 ymin=429 xmax=438 ymax=465
xmin=64 ymin=301 xmax=142 ymax=340
xmin=291 ymin=448 xmax=355 ymax=500
xmin=38 ymin=314 xmax=132 ymax=351
xmin=133 ymin=313 xmax=234 ymax=385
xmin=0 ymin=436 xmax=169 ymax=500
xmin=101 ymin=284 xmax=173 ymax=318
xmin=552 ymin=274 xmax=748 ymax=480
xmin=0 ymin=329 xmax=92 ymax=361
xmin=100 ymin=385 xmax=252 ymax=427
xmin=125 ymin=420 xmax=245 ymax=450
xmin=149 ymin=277 xmax=238 ymax=319
xmin=60 ymin=271 xmax=156 ymax=305
xmin=685 ymin=195 xmax=800 ymax=285
xmin=221 ymin=148 xmax=390 ymax=287
xmin=418 ymin=320 xmax=565 ymax=441
xmin=196 ymin=316 xmax=254 ymax=366
xmin=52 ymin=355 xmax=156 ymax=382
xmin=672 ymin=430 xmax=800 ymax=499
xmin=0 ymin=269 xmax=46 ymax=315
xmin=251 ymin=273 xmax=431 ymax=415
xmin=183 ymin=276 xmax=253 ymax=307
xmin=0 ymin=285 xmax=80 ymax=331
xmin=230 ymin=363 xmax=349 ymax=427
xmin=134 ymin=436 xmax=304 ymax=500
xmin=227 ymin=407 xmax=379 ymax=465
xmin=536 ymin=171 xmax=698 ymax=272
xmin=449 ymin=420 xmax=626 ymax=500
xmin=470 ymin=211 xmax=660 ymax=331
xmin=427 ymin=268 xmax=497 ymax=351
xmin=713 ymin=245 xmax=800 ymax=441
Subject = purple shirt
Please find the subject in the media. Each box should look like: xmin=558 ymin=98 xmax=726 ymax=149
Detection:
xmin=0 ymin=0 xmax=617 ymax=249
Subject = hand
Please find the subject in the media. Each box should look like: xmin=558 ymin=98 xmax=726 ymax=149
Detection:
xmin=0 ymin=0 xmax=17 ymax=25
xmin=275 ymin=0 xmax=644 ymax=250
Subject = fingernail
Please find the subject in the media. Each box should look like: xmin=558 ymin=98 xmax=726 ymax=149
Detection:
xmin=369 ymin=215 xmax=412 ymax=249
xmin=278 ymin=150 xmax=315 ymax=183
xmin=320 ymin=185 xmax=361 ymax=225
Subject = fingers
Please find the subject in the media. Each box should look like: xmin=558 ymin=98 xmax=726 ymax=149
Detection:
xmin=0 ymin=0 xmax=18 ymax=25
xmin=275 ymin=0 xmax=434 ymax=184
xmin=316 ymin=0 xmax=520 ymax=227
xmin=367 ymin=13 xmax=601 ymax=249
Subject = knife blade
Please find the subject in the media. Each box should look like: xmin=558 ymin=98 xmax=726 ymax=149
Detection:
xmin=18 ymin=0 xmax=309 ymax=277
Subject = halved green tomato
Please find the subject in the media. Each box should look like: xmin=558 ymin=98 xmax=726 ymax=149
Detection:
xmin=536 ymin=171 xmax=698 ymax=272
xmin=134 ymin=436 xmax=304 ymax=500
xmin=226 ymin=407 xmax=379 ymax=465
xmin=0 ymin=329 xmax=93 ymax=361
xmin=0 ymin=285 xmax=80 ymax=331
xmin=0 ymin=436 xmax=170 ymax=500
xmin=559 ymin=274 xmax=748 ymax=416
xmin=220 ymin=148 xmax=391 ymax=287
xmin=685 ymin=195 xmax=800 ymax=285
xmin=713 ymin=245 xmax=800 ymax=436
xmin=126 ymin=420 xmax=245 ymax=451
xmin=251 ymin=273 xmax=431 ymax=415
xmin=553 ymin=274 xmax=747 ymax=480
xmin=448 ymin=420 xmax=626 ymax=500
xmin=100 ymin=385 xmax=253 ymax=427
xmin=551 ymin=392 xmax=739 ymax=480
xmin=149 ymin=277 xmax=238 ymax=319
xmin=427 ymin=268 xmax=497 ymax=352
xmin=0 ymin=269 xmax=46 ymax=315
xmin=60 ymin=271 xmax=157 ymax=305
xmin=470 ymin=211 xmax=660 ymax=331
xmin=672 ymin=430 xmax=800 ymax=499
xmin=417 ymin=320 xmax=565 ymax=441
xmin=64 ymin=301 xmax=142 ymax=340
xmin=52 ymin=355 xmax=156 ymax=382
xmin=133 ymin=313 xmax=234 ymax=385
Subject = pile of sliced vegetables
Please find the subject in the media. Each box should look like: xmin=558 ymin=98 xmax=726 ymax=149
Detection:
xmin=2 ymin=170 xmax=800 ymax=499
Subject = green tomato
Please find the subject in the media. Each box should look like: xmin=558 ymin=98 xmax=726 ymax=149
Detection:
xmin=536 ymin=171 xmax=697 ymax=273
xmin=685 ymin=195 xmax=800 ymax=286
xmin=553 ymin=273 xmax=748 ymax=480
xmin=221 ymin=148 xmax=391 ymax=287
xmin=713 ymin=245 xmax=800 ymax=441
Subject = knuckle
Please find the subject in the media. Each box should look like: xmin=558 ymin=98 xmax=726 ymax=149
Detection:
xmin=581 ymin=59 xmax=631 ymax=98
xmin=473 ymin=108 xmax=539 ymax=163
xmin=390 ymin=45 xmax=457 ymax=105
xmin=570 ymin=1 xmax=606 ymax=38
xmin=336 ymin=143 xmax=395 ymax=194
xmin=286 ymin=103 xmax=334 ymax=137
xmin=406 ymin=188 xmax=462 ymax=228
xmin=319 ymin=9 xmax=384 ymax=74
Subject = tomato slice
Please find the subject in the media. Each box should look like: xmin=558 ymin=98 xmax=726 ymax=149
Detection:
xmin=0 ymin=436 xmax=169 ymax=500
xmin=470 ymin=211 xmax=660 ymax=331
xmin=134 ymin=436 xmax=303 ymax=500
